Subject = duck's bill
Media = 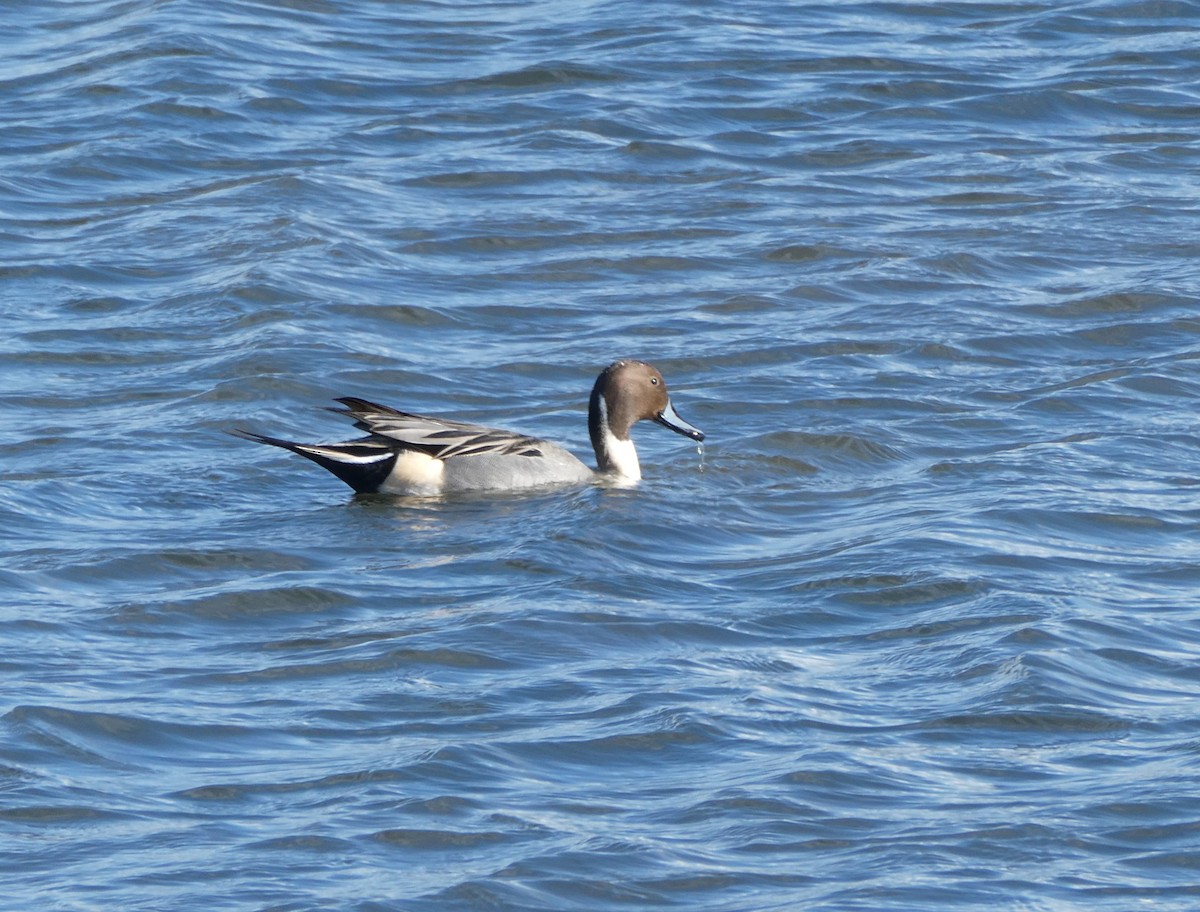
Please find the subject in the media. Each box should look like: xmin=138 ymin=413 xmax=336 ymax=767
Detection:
xmin=655 ymin=399 xmax=705 ymax=441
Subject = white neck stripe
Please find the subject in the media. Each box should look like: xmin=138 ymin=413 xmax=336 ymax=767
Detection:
xmin=595 ymin=399 xmax=641 ymax=479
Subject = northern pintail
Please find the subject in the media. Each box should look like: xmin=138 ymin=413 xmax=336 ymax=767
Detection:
xmin=232 ymin=360 xmax=704 ymax=495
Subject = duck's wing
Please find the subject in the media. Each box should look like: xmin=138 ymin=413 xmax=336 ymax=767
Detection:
xmin=331 ymin=397 xmax=545 ymax=460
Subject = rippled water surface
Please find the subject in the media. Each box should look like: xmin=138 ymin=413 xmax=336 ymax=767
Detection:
xmin=5 ymin=1 xmax=1200 ymax=909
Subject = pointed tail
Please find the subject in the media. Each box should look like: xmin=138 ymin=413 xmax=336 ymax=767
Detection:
xmin=228 ymin=429 xmax=398 ymax=494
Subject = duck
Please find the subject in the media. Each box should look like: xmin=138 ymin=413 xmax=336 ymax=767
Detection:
xmin=231 ymin=359 xmax=704 ymax=495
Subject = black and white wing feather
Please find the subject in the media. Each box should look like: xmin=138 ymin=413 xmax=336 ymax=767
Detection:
xmin=331 ymin=397 xmax=545 ymax=460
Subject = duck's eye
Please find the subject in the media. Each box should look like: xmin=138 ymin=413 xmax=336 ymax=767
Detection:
xmin=650 ymin=377 xmax=659 ymax=386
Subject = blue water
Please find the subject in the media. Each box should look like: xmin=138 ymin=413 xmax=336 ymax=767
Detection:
xmin=4 ymin=1 xmax=1200 ymax=909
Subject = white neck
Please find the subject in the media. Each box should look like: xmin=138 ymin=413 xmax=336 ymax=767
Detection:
xmin=602 ymin=429 xmax=641 ymax=480
xmin=592 ymin=397 xmax=641 ymax=479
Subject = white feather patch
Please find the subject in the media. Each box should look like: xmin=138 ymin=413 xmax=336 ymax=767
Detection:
xmin=601 ymin=428 xmax=641 ymax=480
xmin=297 ymin=445 xmax=392 ymax=464
xmin=379 ymin=449 xmax=446 ymax=494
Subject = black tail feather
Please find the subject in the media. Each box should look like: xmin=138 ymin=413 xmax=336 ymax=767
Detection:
xmin=228 ymin=429 xmax=398 ymax=494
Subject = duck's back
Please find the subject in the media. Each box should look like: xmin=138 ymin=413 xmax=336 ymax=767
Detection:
xmin=378 ymin=438 xmax=592 ymax=494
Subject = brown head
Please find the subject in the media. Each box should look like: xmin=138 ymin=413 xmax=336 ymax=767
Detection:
xmin=587 ymin=360 xmax=704 ymax=476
